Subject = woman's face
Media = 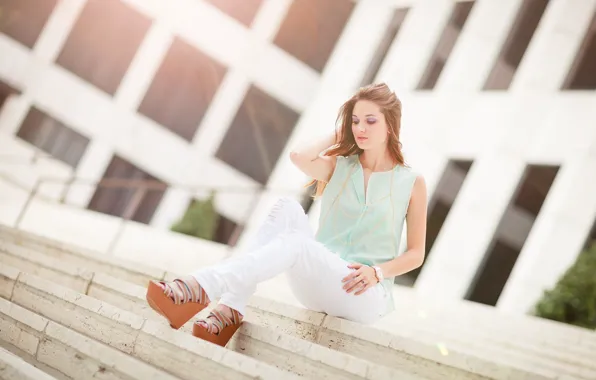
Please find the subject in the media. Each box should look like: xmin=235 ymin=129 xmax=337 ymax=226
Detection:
xmin=351 ymin=100 xmax=389 ymax=150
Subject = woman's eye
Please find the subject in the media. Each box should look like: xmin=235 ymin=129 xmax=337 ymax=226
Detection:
xmin=352 ymin=120 xmax=359 ymax=125
xmin=366 ymin=119 xmax=376 ymax=125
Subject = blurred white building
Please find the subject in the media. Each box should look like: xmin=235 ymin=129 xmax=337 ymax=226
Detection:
xmin=0 ymin=0 xmax=595 ymax=315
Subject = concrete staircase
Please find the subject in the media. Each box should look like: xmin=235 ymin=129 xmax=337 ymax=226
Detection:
xmin=0 ymin=225 xmax=595 ymax=379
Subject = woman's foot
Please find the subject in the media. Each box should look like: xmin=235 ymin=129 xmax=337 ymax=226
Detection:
xmin=146 ymin=276 xmax=210 ymax=329
xmin=193 ymin=304 xmax=243 ymax=347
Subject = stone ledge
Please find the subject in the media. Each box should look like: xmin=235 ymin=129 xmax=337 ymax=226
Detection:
xmin=3 ymin=230 xmax=596 ymax=379
xmin=0 ymin=244 xmax=92 ymax=293
xmin=0 ymin=227 xmax=164 ymax=286
xmin=0 ymin=298 xmax=177 ymax=380
xmin=12 ymin=264 xmax=534 ymax=379
xmin=99 ymin=270 xmax=596 ymax=380
xmin=8 ymin=271 xmax=301 ymax=380
xmin=9 ymin=266 xmax=424 ymax=379
xmin=5 ymin=226 xmax=595 ymax=354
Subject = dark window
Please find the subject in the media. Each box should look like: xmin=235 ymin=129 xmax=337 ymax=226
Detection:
xmin=215 ymin=214 xmax=242 ymax=246
xmin=483 ymin=0 xmax=549 ymax=90
xmin=0 ymin=80 xmax=19 ymax=110
xmin=56 ymin=0 xmax=151 ymax=95
xmin=466 ymin=165 xmax=559 ymax=306
xmin=204 ymin=0 xmax=263 ymax=27
xmin=417 ymin=1 xmax=474 ymax=90
xmin=360 ymin=8 xmax=409 ymax=87
xmin=467 ymin=240 xmax=520 ymax=306
xmin=138 ymin=37 xmax=226 ymax=141
xmin=16 ymin=107 xmax=89 ymax=168
xmin=273 ymin=0 xmax=355 ymax=72
xmin=513 ymin=164 xmax=559 ymax=215
xmin=300 ymin=183 xmax=317 ymax=214
xmin=562 ymin=13 xmax=596 ymax=90
xmin=396 ymin=160 xmax=473 ymax=287
xmin=216 ymin=85 xmax=299 ymax=184
xmin=88 ymin=155 xmax=167 ymax=224
xmin=0 ymin=0 xmax=58 ymax=48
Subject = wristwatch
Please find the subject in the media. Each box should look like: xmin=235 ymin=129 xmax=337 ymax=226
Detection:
xmin=372 ymin=266 xmax=384 ymax=283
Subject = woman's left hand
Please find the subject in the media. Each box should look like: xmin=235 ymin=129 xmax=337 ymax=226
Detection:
xmin=342 ymin=263 xmax=378 ymax=295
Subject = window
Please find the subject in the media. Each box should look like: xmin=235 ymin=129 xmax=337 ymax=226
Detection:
xmin=562 ymin=13 xmax=596 ymax=90
xmin=0 ymin=0 xmax=58 ymax=48
xmin=273 ymin=0 xmax=355 ymax=72
xmin=300 ymin=183 xmax=317 ymax=214
xmin=0 ymin=80 xmax=19 ymax=111
xmin=466 ymin=164 xmax=559 ymax=306
xmin=215 ymin=214 xmax=242 ymax=246
xmin=16 ymin=107 xmax=89 ymax=168
xmin=215 ymin=85 xmax=299 ymax=185
xmin=138 ymin=37 xmax=226 ymax=141
xmin=204 ymin=0 xmax=263 ymax=27
xmin=360 ymin=8 xmax=409 ymax=87
xmin=396 ymin=160 xmax=473 ymax=287
xmin=483 ymin=0 xmax=549 ymax=90
xmin=417 ymin=1 xmax=474 ymax=90
xmin=56 ymin=0 xmax=151 ymax=95
xmin=87 ymin=155 xmax=167 ymax=224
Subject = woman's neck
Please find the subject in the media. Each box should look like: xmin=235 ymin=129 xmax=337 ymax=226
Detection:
xmin=359 ymin=148 xmax=395 ymax=172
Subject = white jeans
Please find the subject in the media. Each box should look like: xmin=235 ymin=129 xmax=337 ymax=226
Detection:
xmin=192 ymin=198 xmax=388 ymax=324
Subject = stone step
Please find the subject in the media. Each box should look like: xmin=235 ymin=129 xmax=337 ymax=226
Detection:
xmin=0 ymin=226 xmax=163 ymax=287
xmin=3 ymin=225 xmax=595 ymax=358
xmin=2 ymin=235 xmax=595 ymax=375
xmin=0 ymin=265 xmax=425 ymax=380
xmin=2 ymin=228 xmax=594 ymax=379
xmin=101 ymin=272 xmax=595 ymax=380
xmin=0 ymin=297 xmax=179 ymax=380
xmin=0 ymin=346 xmax=58 ymax=380
xmin=0 ymin=252 xmax=571 ymax=380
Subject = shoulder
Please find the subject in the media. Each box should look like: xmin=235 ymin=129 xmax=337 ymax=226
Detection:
xmin=397 ymin=166 xmax=426 ymax=196
xmin=410 ymin=173 xmax=427 ymax=202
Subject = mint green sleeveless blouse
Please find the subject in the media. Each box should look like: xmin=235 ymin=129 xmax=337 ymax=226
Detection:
xmin=315 ymin=155 xmax=418 ymax=314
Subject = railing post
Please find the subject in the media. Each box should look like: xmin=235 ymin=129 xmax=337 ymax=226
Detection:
xmin=14 ymin=178 xmax=41 ymax=229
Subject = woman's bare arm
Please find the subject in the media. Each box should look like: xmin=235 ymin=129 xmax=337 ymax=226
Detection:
xmin=378 ymin=175 xmax=428 ymax=277
xmin=289 ymin=132 xmax=338 ymax=182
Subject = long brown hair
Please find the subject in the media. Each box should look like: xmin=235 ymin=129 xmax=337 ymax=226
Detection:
xmin=308 ymin=83 xmax=406 ymax=197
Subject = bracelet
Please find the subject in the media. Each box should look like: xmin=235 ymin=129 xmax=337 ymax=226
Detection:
xmin=372 ymin=266 xmax=384 ymax=283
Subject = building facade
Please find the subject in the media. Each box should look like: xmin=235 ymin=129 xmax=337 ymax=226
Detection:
xmin=0 ymin=0 xmax=595 ymax=315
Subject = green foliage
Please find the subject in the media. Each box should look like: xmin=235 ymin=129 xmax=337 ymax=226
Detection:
xmin=171 ymin=192 xmax=219 ymax=241
xmin=533 ymin=241 xmax=596 ymax=329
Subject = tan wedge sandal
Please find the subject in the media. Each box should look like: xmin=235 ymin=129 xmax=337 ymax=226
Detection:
xmin=192 ymin=308 xmax=243 ymax=347
xmin=146 ymin=276 xmax=210 ymax=329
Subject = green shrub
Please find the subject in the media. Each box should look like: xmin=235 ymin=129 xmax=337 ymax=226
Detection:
xmin=171 ymin=192 xmax=219 ymax=241
xmin=533 ymin=241 xmax=596 ymax=329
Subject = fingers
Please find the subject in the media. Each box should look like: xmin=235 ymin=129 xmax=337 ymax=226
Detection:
xmin=347 ymin=263 xmax=362 ymax=270
xmin=344 ymin=274 xmax=369 ymax=293
xmin=345 ymin=280 xmax=364 ymax=293
xmin=354 ymin=284 xmax=369 ymax=296
xmin=342 ymin=268 xmax=362 ymax=283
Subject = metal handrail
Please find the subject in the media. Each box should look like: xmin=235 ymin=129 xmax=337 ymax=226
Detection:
xmin=6 ymin=173 xmax=307 ymax=254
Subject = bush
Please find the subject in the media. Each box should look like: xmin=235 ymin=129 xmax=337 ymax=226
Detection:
xmin=171 ymin=192 xmax=220 ymax=241
xmin=533 ymin=241 xmax=596 ymax=329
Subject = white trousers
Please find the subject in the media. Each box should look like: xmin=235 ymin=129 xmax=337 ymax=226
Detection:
xmin=191 ymin=198 xmax=388 ymax=324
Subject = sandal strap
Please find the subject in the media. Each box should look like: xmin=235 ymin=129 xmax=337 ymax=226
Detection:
xmin=161 ymin=276 xmax=207 ymax=305
xmin=199 ymin=309 xmax=243 ymax=335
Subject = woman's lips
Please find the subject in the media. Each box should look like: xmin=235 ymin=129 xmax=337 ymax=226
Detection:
xmin=356 ymin=137 xmax=368 ymax=142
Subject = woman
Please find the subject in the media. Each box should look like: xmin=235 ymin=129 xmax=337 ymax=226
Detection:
xmin=146 ymin=83 xmax=427 ymax=347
